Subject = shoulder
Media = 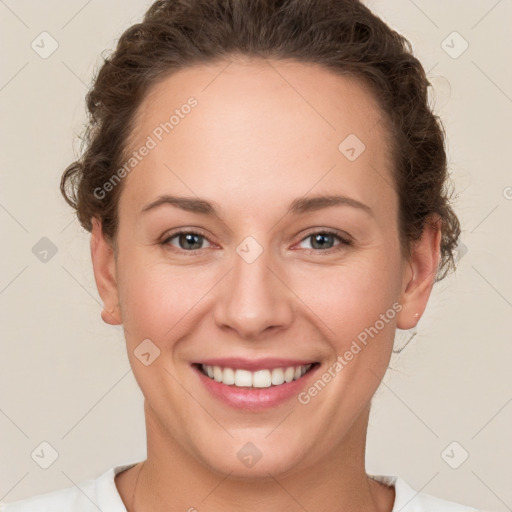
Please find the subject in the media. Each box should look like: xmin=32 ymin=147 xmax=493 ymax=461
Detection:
xmin=370 ymin=474 xmax=483 ymax=512
xmin=0 ymin=462 xmax=138 ymax=512
xmin=0 ymin=482 xmax=94 ymax=512
xmin=1 ymin=467 xmax=484 ymax=512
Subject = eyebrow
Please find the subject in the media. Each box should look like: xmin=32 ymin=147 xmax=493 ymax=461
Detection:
xmin=141 ymin=194 xmax=373 ymax=217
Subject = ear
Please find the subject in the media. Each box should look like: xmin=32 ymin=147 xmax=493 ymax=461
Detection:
xmin=90 ymin=217 xmax=122 ymax=325
xmin=396 ymin=215 xmax=442 ymax=330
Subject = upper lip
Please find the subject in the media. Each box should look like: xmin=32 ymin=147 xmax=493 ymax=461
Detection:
xmin=194 ymin=358 xmax=318 ymax=371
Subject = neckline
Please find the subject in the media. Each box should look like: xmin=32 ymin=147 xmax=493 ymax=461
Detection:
xmin=107 ymin=462 xmax=401 ymax=511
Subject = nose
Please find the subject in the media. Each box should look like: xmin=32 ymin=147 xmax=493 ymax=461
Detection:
xmin=212 ymin=242 xmax=294 ymax=339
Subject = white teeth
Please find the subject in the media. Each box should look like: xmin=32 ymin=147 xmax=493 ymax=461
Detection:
xmin=284 ymin=366 xmax=295 ymax=383
xmin=234 ymin=369 xmax=253 ymax=387
xmin=222 ymin=367 xmax=235 ymax=385
xmin=271 ymin=368 xmax=285 ymax=385
xmin=200 ymin=363 xmax=314 ymax=388
xmin=213 ymin=366 xmax=223 ymax=382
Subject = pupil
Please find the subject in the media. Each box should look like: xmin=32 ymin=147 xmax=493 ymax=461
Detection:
xmin=181 ymin=233 xmax=202 ymax=250
xmin=312 ymin=233 xmax=333 ymax=249
xmin=178 ymin=233 xmax=335 ymax=251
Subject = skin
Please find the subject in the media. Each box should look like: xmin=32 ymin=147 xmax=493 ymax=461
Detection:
xmin=90 ymin=57 xmax=441 ymax=512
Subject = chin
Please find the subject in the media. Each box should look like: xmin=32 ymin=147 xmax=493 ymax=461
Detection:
xmin=190 ymin=434 xmax=311 ymax=480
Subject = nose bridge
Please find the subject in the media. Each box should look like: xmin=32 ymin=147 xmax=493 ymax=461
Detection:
xmin=213 ymin=236 xmax=293 ymax=337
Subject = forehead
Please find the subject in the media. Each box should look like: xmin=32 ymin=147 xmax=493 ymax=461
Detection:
xmin=120 ymin=58 xmax=396 ymax=221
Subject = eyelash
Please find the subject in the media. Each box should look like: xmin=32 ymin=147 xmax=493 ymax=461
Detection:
xmin=160 ymin=228 xmax=353 ymax=256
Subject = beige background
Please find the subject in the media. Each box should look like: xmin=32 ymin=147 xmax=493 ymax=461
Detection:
xmin=0 ymin=1 xmax=510 ymax=510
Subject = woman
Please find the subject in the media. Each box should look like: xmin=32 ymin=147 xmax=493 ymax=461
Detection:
xmin=1 ymin=0 xmax=482 ymax=510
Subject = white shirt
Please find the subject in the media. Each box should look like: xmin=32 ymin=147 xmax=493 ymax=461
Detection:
xmin=0 ymin=461 xmax=482 ymax=511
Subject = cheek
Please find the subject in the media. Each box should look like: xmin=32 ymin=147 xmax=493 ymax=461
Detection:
xmin=117 ymin=258 xmax=198 ymax=341
xmin=291 ymin=251 xmax=402 ymax=338
xmin=115 ymin=241 xmax=231 ymax=352
xmin=116 ymin=235 xmax=403 ymax=354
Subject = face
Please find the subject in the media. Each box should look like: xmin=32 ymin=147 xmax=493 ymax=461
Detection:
xmin=91 ymin=58 xmax=439 ymax=478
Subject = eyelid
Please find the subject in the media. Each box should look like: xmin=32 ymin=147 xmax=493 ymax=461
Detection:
xmin=161 ymin=228 xmax=215 ymax=249
xmin=297 ymin=227 xmax=353 ymax=245
xmin=292 ymin=228 xmax=353 ymax=254
xmin=161 ymin=227 xmax=353 ymax=256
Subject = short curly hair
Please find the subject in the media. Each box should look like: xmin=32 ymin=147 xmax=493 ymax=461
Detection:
xmin=61 ymin=0 xmax=460 ymax=281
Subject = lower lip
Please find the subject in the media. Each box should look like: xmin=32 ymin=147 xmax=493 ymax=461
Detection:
xmin=192 ymin=364 xmax=320 ymax=411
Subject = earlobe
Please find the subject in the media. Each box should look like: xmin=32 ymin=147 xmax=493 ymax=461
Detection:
xmin=90 ymin=217 xmax=122 ymax=326
xmin=396 ymin=215 xmax=442 ymax=330
xmin=101 ymin=307 xmax=121 ymax=326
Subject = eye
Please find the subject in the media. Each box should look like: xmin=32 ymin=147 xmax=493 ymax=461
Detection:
xmin=296 ymin=230 xmax=352 ymax=253
xmin=160 ymin=228 xmax=352 ymax=255
xmin=161 ymin=230 xmax=212 ymax=252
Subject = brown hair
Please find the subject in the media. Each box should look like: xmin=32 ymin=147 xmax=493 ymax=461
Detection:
xmin=61 ymin=0 xmax=460 ymax=281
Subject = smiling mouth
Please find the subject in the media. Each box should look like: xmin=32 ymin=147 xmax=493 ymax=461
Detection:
xmin=193 ymin=362 xmax=320 ymax=389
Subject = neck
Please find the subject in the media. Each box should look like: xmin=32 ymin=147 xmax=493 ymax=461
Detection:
xmin=117 ymin=403 xmax=394 ymax=512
